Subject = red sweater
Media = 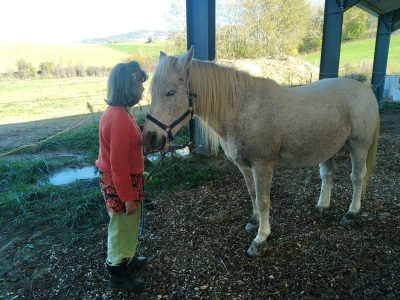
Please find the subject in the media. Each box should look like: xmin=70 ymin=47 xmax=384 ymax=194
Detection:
xmin=95 ymin=106 xmax=144 ymax=202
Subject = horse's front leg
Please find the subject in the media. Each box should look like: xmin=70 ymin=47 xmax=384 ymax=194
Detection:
xmin=308 ymin=157 xmax=335 ymax=218
xmin=237 ymin=165 xmax=259 ymax=231
xmin=246 ymin=162 xmax=274 ymax=258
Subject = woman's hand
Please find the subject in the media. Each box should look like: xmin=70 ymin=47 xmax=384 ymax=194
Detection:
xmin=124 ymin=198 xmax=137 ymax=215
xmin=143 ymin=171 xmax=152 ymax=182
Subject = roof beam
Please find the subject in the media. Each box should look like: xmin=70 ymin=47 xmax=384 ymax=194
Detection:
xmin=319 ymin=0 xmax=343 ymax=79
xmin=392 ymin=8 xmax=400 ymax=32
xmin=343 ymin=0 xmax=362 ymax=12
xmin=186 ymin=0 xmax=216 ymax=156
xmin=371 ymin=13 xmax=392 ymax=107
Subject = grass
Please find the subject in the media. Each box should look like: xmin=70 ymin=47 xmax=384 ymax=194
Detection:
xmin=380 ymin=102 xmax=400 ymax=114
xmin=0 ymin=42 xmax=129 ymax=72
xmin=0 ymin=41 xmax=175 ymax=74
xmin=0 ymin=115 xmax=224 ymax=243
xmin=0 ymin=155 xmax=106 ymax=234
xmin=0 ymin=76 xmax=152 ymax=124
xmin=103 ymin=41 xmax=175 ymax=60
xmin=301 ymin=34 xmax=400 ymax=75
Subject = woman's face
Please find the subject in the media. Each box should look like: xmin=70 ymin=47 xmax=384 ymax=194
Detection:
xmin=139 ymin=81 xmax=144 ymax=96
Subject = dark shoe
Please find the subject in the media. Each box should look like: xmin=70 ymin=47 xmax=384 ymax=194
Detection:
xmin=106 ymin=260 xmax=145 ymax=292
xmin=127 ymin=256 xmax=147 ymax=269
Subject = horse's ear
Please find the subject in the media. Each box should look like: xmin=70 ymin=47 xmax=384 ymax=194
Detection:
xmin=159 ymin=51 xmax=167 ymax=62
xmin=175 ymin=45 xmax=194 ymax=72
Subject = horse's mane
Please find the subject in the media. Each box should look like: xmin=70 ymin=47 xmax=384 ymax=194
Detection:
xmin=150 ymin=56 xmax=253 ymax=154
xmin=189 ymin=59 xmax=253 ymax=125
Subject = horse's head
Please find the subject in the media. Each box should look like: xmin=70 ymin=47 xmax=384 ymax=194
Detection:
xmin=143 ymin=46 xmax=195 ymax=150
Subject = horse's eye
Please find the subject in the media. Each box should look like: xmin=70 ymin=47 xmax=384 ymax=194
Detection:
xmin=166 ymin=91 xmax=176 ymax=97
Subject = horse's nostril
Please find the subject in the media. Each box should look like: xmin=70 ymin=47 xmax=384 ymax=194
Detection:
xmin=161 ymin=136 xmax=166 ymax=149
xmin=148 ymin=132 xmax=157 ymax=147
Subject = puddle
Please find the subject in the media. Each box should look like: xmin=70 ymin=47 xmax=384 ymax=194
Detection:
xmin=47 ymin=149 xmax=192 ymax=185
xmin=147 ymin=154 xmax=160 ymax=162
xmin=147 ymin=148 xmax=192 ymax=162
xmin=49 ymin=166 xmax=98 ymax=185
xmin=175 ymin=148 xmax=191 ymax=157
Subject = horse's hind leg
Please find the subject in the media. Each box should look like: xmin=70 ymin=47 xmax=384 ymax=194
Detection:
xmin=308 ymin=157 xmax=335 ymax=218
xmin=340 ymin=142 xmax=368 ymax=226
xmin=238 ymin=165 xmax=259 ymax=231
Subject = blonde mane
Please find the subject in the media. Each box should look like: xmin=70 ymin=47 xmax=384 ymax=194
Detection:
xmin=189 ymin=60 xmax=253 ymax=154
xmin=150 ymin=56 xmax=254 ymax=155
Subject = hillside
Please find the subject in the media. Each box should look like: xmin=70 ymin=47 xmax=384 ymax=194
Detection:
xmin=0 ymin=42 xmax=129 ymax=72
xmin=103 ymin=41 xmax=175 ymax=61
xmin=219 ymin=56 xmax=319 ymax=86
xmin=77 ymin=30 xmax=169 ymax=44
xmin=302 ymin=34 xmax=400 ymax=74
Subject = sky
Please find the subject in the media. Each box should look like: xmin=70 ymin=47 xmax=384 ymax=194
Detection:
xmin=0 ymin=0 xmax=175 ymax=44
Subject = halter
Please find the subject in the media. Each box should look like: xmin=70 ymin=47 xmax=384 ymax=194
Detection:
xmin=145 ymin=92 xmax=197 ymax=142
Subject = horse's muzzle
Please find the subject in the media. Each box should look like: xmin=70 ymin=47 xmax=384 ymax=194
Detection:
xmin=144 ymin=131 xmax=167 ymax=150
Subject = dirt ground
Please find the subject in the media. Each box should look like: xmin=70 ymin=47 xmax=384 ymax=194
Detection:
xmin=219 ymin=55 xmax=319 ymax=86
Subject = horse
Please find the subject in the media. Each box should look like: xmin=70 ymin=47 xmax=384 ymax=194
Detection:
xmin=142 ymin=46 xmax=380 ymax=257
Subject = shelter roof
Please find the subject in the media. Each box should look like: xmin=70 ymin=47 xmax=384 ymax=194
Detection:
xmin=355 ymin=0 xmax=400 ymax=32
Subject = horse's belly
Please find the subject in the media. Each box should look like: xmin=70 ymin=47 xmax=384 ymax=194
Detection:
xmin=276 ymin=139 xmax=346 ymax=167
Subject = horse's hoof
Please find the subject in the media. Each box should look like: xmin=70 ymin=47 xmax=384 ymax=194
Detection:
xmin=245 ymin=215 xmax=259 ymax=231
xmin=246 ymin=240 xmax=268 ymax=258
xmin=307 ymin=206 xmax=327 ymax=218
xmin=245 ymin=223 xmax=258 ymax=231
xmin=340 ymin=212 xmax=358 ymax=227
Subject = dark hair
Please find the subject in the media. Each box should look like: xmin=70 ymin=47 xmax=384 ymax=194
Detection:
xmin=106 ymin=61 xmax=148 ymax=106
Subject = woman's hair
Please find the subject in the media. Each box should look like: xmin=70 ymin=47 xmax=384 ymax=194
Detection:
xmin=106 ymin=61 xmax=148 ymax=106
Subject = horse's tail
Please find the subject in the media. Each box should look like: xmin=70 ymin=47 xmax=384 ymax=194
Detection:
xmin=363 ymin=113 xmax=380 ymax=192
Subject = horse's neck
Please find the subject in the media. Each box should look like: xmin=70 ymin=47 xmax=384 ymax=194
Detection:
xmin=190 ymin=61 xmax=239 ymax=137
xmin=193 ymin=95 xmax=229 ymax=138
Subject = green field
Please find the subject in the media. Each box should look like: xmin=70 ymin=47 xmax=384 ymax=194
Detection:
xmin=103 ymin=40 xmax=175 ymax=60
xmin=0 ymin=42 xmax=131 ymax=72
xmin=0 ymin=41 xmax=175 ymax=73
xmin=0 ymin=76 xmax=152 ymax=125
xmin=302 ymin=34 xmax=400 ymax=74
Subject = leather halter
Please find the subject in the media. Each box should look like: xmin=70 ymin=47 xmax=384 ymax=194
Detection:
xmin=145 ymin=93 xmax=197 ymax=142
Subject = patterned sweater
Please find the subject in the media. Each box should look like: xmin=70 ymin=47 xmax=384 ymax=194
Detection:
xmin=95 ymin=106 xmax=144 ymax=202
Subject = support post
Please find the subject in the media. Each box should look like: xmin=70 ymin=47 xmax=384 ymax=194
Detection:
xmin=371 ymin=13 xmax=392 ymax=108
xmin=186 ymin=0 xmax=215 ymax=156
xmin=319 ymin=0 xmax=344 ymax=80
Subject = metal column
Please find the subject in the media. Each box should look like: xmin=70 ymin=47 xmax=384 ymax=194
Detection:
xmin=186 ymin=0 xmax=216 ymax=156
xmin=319 ymin=0 xmax=344 ymax=80
xmin=371 ymin=13 xmax=392 ymax=108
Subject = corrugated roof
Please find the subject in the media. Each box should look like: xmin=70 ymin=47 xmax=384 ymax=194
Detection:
xmin=356 ymin=0 xmax=400 ymax=15
xmin=355 ymin=0 xmax=400 ymax=31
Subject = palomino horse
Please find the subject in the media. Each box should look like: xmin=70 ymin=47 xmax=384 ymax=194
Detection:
xmin=142 ymin=46 xmax=380 ymax=257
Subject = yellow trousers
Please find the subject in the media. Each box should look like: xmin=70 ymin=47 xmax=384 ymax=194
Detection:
xmin=107 ymin=204 xmax=141 ymax=265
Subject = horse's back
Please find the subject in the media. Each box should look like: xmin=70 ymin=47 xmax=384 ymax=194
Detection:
xmin=235 ymin=77 xmax=379 ymax=167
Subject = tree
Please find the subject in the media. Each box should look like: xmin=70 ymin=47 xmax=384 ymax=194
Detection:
xmin=147 ymin=34 xmax=154 ymax=44
xmin=342 ymin=7 xmax=368 ymax=41
xmin=217 ymin=0 xmax=246 ymax=58
xmin=240 ymin=0 xmax=311 ymax=57
xmin=299 ymin=1 xmax=324 ymax=53
xmin=16 ymin=59 xmax=35 ymax=78
xmin=165 ymin=0 xmax=312 ymax=58
xmin=164 ymin=0 xmax=187 ymax=54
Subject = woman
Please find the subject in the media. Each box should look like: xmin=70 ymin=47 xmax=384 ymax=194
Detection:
xmin=96 ymin=61 xmax=147 ymax=292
